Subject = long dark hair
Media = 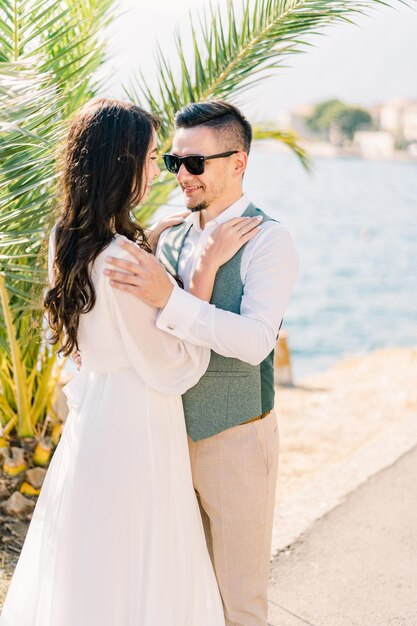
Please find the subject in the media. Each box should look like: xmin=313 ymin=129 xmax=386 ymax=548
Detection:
xmin=44 ymin=97 xmax=159 ymax=357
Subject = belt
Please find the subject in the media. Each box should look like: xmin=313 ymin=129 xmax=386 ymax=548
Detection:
xmin=240 ymin=411 xmax=270 ymax=426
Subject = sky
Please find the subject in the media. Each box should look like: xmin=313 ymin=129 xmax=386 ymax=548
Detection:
xmin=101 ymin=0 xmax=417 ymax=123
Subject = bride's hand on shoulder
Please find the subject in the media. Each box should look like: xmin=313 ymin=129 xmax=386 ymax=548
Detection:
xmin=147 ymin=211 xmax=190 ymax=253
xmin=202 ymin=215 xmax=263 ymax=269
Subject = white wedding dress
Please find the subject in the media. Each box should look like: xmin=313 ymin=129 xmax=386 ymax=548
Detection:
xmin=0 ymin=235 xmax=225 ymax=626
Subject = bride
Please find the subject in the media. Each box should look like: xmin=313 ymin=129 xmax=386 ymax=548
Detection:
xmin=0 ymin=97 xmax=260 ymax=626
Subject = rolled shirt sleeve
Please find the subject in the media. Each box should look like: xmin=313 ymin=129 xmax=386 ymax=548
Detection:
xmin=156 ymin=223 xmax=299 ymax=366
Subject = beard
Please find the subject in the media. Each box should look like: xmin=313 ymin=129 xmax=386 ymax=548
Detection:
xmin=185 ymin=176 xmax=227 ymax=213
xmin=190 ymin=201 xmax=208 ymax=213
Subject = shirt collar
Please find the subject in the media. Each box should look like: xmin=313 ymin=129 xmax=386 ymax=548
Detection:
xmin=189 ymin=194 xmax=251 ymax=232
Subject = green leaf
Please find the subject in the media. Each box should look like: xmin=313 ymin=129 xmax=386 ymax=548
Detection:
xmin=253 ymin=127 xmax=312 ymax=171
xmin=0 ymin=0 xmax=115 ymax=440
xmin=0 ymin=273 xmax=32 ymax=436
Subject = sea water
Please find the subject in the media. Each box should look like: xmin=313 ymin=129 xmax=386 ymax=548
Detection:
xmin=247 ymin=146 xmax=417 ymax=379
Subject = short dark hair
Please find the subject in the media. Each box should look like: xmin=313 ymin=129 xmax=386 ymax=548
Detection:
xmin=174 ymin=100 xmax=252 ymax=154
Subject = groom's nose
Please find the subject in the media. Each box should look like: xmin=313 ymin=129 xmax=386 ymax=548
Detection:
xmin=176 ymin=163 xmax=192 ymax=182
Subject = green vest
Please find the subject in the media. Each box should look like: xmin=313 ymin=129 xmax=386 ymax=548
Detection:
xmin=159 ymin=203 xmax=277 ymax=441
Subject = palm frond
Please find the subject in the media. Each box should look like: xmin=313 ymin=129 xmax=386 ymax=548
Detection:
xmin=0 ymin=0 xmax=114 ymax=104
xmin=0 ymin=4 xmax=116 ymax=441
xmin=0 ymin=61 xmax=61 ymax=330
xmin=0 ymin=1 xmax=116 ymax=321
xmin=253 ymin=127 xmax=311 ymax=171
xmin=126 ymin=0 xmax=412 ymax=216
xmin=0 ymin=273 xmax=31 ymax=436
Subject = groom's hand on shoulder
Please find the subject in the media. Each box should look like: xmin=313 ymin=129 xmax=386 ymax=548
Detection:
xmin=104 ymin=239 xmax=174 ymax=309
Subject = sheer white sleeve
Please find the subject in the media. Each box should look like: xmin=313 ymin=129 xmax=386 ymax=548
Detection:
xmin=106 ymin=246 xmax=210 ymax=395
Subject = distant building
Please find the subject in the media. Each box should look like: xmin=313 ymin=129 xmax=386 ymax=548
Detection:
xmin=353 ymin=131 xmax=395 ymax=159
xmin=287 ymin=98 xmax=417 ymax=159
xmin=373 ymin=99 xmax=417 ymax=142
xmin=407 ymin=142 xmax=417 ymax=158
xmin=403 ymin=103 xmax=417 ymax=142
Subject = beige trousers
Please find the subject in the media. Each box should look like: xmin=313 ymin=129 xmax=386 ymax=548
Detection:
xmin=188 ymin=410 xmax=279 ymax=626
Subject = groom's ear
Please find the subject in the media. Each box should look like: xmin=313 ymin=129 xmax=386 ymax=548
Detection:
xmin=233 ymin=151 xmax=247 ymax=177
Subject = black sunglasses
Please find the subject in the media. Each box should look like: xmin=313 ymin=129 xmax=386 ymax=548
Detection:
xmin=162 ymin=150 xmax=238 ymax=175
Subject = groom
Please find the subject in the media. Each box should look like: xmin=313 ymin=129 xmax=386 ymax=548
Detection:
xmin=106 ymin=101 xmax=299 ymax=626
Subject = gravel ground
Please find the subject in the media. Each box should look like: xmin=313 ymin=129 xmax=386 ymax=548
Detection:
xmin=276 ymin=347 xmax=417 ymax=500
xmin=272 ymin=346 xmax=417 ymax=552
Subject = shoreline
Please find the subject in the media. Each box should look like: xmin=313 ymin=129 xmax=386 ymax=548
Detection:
xmin=255 ymin=137 xmax=417 ymax=164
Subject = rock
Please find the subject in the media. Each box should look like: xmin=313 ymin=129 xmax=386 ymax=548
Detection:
xmin=2 ymin=491 xmax=35 ymax=518
xmin=25 ymin=467 xmax=47 ymax=489
xmin=0 ymin=479 xmax=10 ymax=499
xmin=4 ymin=519 xmax=29 ymax=543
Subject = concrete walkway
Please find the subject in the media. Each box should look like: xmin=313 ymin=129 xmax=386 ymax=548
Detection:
xmin=267 ymin=446 xmax=417 ymax=626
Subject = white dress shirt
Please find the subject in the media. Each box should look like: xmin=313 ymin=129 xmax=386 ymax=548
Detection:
xmin=156 ymin=194 xmax=299 ymax=366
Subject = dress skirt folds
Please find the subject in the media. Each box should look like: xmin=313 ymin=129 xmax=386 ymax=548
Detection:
xmin=0 ymin=236 xmax=224 ymax=626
